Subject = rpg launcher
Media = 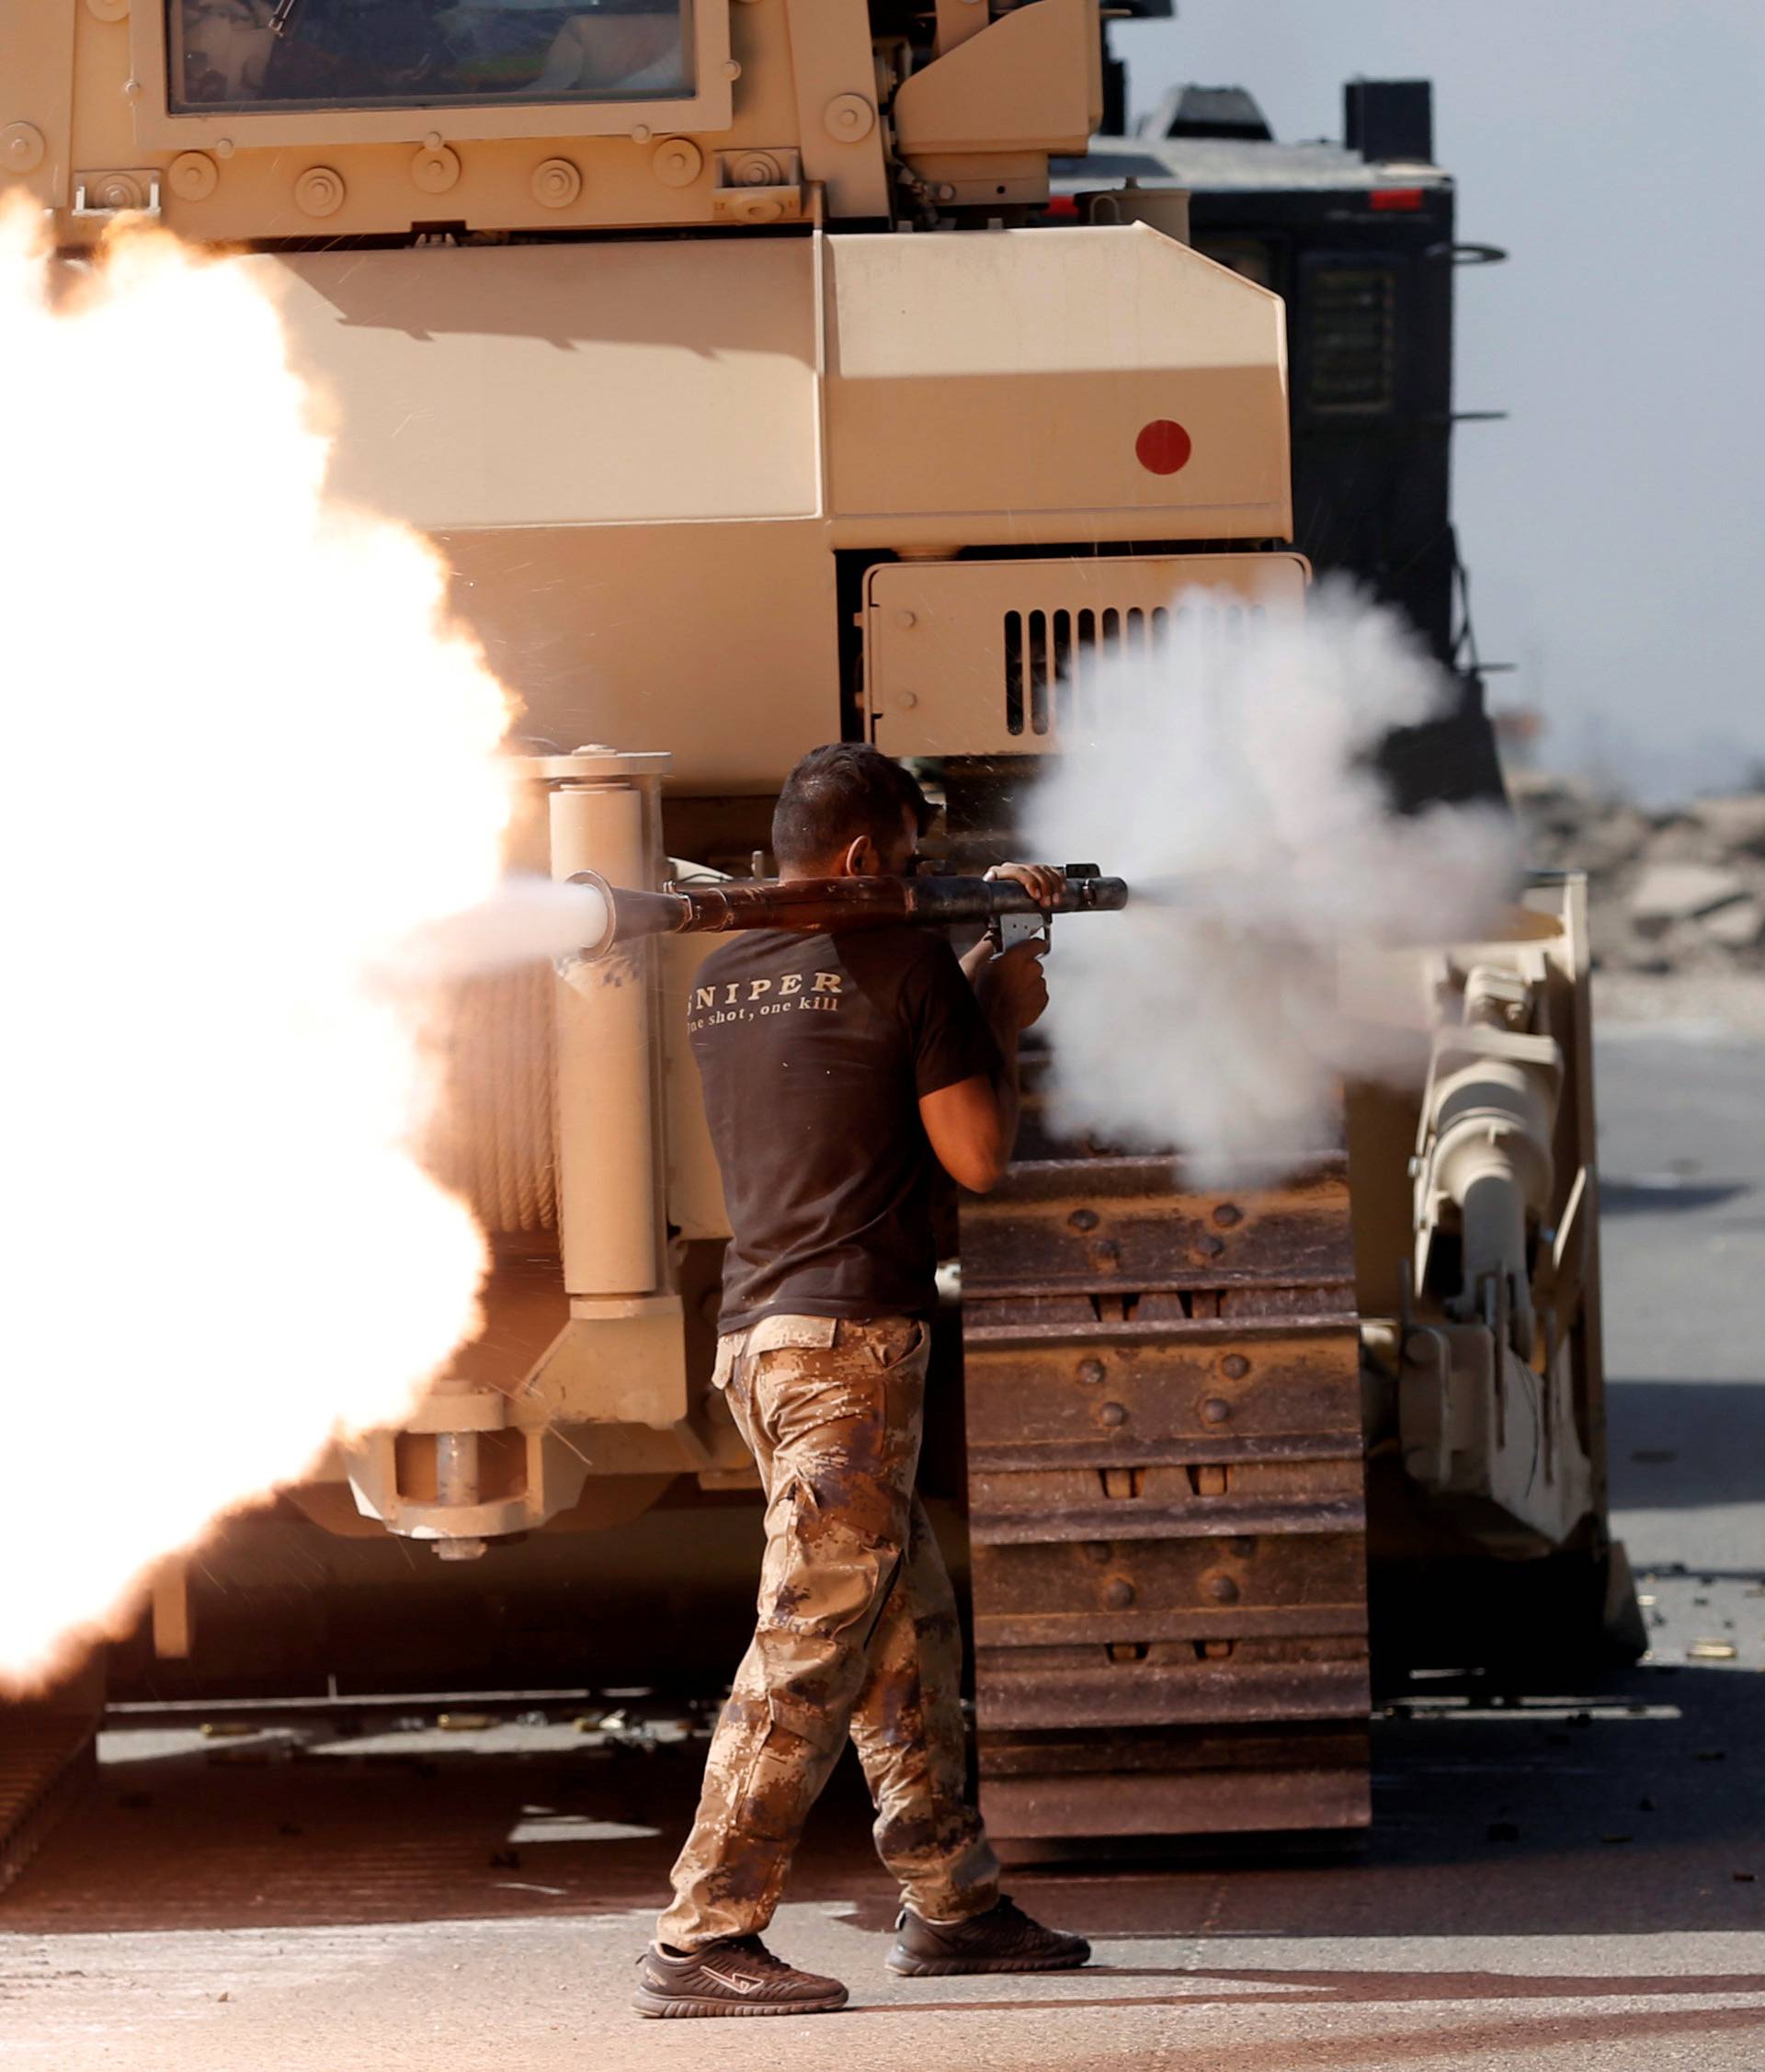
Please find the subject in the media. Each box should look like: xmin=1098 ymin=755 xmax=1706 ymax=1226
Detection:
xmin=568 ymin=865 xmax=1129 ymax=958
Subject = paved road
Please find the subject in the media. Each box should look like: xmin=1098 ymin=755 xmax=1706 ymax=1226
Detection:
xmin=2 ymin=1030 xmax=1761 ymax=2071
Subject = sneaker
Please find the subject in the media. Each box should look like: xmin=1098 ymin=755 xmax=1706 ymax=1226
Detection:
xmin=632 ymin=1935 xmax=849 ymax=2018
xmin=887 ymin=1896 xmax=1090 ymax=1976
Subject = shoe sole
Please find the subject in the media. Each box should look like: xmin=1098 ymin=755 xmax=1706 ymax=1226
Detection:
xmin=886 ymin=1950 xmax=1089 ymax=1978
xmin=632 ymin=1987 xmax=849 ymax=2019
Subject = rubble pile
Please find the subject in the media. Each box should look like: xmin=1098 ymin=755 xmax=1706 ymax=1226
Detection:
xmin=1511 ymin=773 xmax=1765 ymax=974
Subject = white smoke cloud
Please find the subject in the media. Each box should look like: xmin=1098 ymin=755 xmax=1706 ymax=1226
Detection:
xmin=0 ymin=209 xmax=548 ymax=1691
xmin=1026 ymin=580 xmax=1518 ymax=1184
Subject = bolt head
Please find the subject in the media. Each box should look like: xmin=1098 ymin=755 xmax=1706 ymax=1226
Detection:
xmin=1221 ymin=1354 xmax=1250 ymax=1381
xmin=1097 ymin=1401 xmax=1129 ymax=1428
xmin=1205 ymin=1573 xmax=1239 ymax=1604
xmin=1076 ymin=1358 xmax=1106 ymax=1385
xmin=1201 ymin=1396 xmax=1232 ymax=1425
xmin=1103 ymin=1579 xmax=1135 ymax=1610
xmin=2 ymin=123 xmax=45 ymax=174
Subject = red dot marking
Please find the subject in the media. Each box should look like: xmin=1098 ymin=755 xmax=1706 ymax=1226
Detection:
xmin=1135 ymin=419 xmax=1192 ymax=474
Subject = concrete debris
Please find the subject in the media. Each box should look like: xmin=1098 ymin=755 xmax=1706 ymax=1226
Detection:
xmin=1628 ymin=863 xmax=1747 ymax=930
xmin=1691 ymin=793 xmax=1765 ymax=855
xmin=1703 ymin=898 xmax=1765 ymax=951
xmin=1511 ymin=773 xmax=1765 ymax=974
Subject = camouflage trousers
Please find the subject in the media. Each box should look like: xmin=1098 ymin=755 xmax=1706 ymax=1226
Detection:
xmin=656 ymin=1314 xmax=1000 ymax=1950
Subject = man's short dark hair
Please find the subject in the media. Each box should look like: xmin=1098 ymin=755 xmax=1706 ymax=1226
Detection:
xmin=772 ymin=745 xmax=934 ymax=871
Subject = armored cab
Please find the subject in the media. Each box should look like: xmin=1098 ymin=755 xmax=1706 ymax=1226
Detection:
xmin=0 ymin=0 xmax=1633 ymax=1879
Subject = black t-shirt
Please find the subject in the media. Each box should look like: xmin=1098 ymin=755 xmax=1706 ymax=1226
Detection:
xmin=688 ymin=926 xmax=1003 ymax=1332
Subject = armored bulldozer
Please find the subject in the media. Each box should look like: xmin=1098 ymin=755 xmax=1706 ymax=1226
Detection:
xmin=0 ymin=0 xmax=1637 ymax=1880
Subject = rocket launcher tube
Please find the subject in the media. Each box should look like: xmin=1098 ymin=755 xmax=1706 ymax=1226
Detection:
xmin=565 ymin=868 xmax=1130 ymax=955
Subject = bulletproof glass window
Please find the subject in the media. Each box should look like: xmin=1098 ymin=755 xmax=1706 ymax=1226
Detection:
xmin=168 ymin=1 xmax=692 ymax=113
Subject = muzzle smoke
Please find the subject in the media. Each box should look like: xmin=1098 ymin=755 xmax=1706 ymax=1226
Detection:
xmin=1026 ymin=582 xmax=1518 ymax=1183
xmin=0 ymin=208 xmax=565 ymax=1691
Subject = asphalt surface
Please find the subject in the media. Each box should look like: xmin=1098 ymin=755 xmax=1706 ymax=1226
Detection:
xmin=2 ymin=1028 xmax=1761 ymax=2071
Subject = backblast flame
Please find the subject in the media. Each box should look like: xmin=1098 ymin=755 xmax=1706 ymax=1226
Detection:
xmin=0 ymin=205 xmax=521 ymax=1691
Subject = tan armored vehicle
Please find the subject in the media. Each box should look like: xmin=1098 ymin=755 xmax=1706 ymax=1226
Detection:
xmin=0 ymin=0 xmax=1635 ymax=1875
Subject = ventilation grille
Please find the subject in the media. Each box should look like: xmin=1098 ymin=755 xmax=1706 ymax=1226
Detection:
xmin=1001 ymin=601 xmax=1267 ymax=737
xmin=1305 ymin=267 xmax=1397 ymax=416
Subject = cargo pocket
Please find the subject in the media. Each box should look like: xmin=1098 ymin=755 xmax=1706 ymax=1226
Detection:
xmin=865 ymin=1319 xmax=928 ymax=1372
xmin=711 ymin=1335 xmax=740 ymax=1391
xmin=764 ymin=1691 xmax=845 ymax=1757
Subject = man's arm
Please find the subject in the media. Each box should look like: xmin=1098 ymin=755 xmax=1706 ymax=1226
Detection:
xmin=918 ymin=940 xmax=1047 ymax=1191
xmin=919 ymin=860 xmax=1059 ymax=1193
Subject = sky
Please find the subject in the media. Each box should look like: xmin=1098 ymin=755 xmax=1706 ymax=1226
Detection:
xmin=1112 ymin=1 xmax=1765 ymax=798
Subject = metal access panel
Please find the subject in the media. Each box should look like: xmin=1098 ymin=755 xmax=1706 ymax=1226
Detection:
xmin=865 ymin=552 xmax=1308 ymax=759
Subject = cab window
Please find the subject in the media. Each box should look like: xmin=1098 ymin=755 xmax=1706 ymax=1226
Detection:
xmin=169 ymin=1 xmax=691 ymax=112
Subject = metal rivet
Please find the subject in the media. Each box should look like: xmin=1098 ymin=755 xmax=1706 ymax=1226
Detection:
xmin=1068 ymin=1208 xmax=1099 ymax=1232
xmin=894 ymin=608 xmax=917 ymax=630
xmin=1097 ymin=1402 xmax=1129 ymax=1428
xmin=631 ymin=123 xmax=654 ymax=142
xmin=824 ymin=91 xmax=876 ymax=142
xmin=90 ymin=171 xmax=146 ymax=210
xmin=168 ymin=150 xmax=218 ymax=200
xmin=897 ymin=690 xmax=918 ymax=709
xmin=723 ymin=59 xmax=742 ymax=78
xmin=1196 ymin=1234 xmax=1226 ymax=1258
xmin=1201 ymin=1397 xmax=1232 ymax=1425
xmin=294 ymin=165 xmax=346 ymax=218
xmin=1 ymin=122 xmax=46 ymax=174
xmin=652 ymin=136 xmax=703 ymax=188
xmin=86 ymin=0 xmax=129 ymax=18
xmin=532 ymin=156 xmax=583 ymax=208
xmin=411 ymin=142 xmax=461 ymax=194
xmin=1206 ymin=1573 xmax=1239 ymax=1603
xmin=1221 ymin=1354 xmax=1250 ymax=1380
xmin=1094 ymin=1237 xmax=1121 ymax=1264
xmin=1103 ymin=1578 xmax=1135 ymax=1610
xmin=1213 ymin=1203 xmax=1243 ymax=1228
xmin=1076 ymin=1359 xmax=1106 ymax=1386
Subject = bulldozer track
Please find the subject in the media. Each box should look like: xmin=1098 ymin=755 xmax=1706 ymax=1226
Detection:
xmin=960 ymin=1083 xmax=1370 ymax=1845
xmin=0 ymin=1700 xmax=101 ymax=1896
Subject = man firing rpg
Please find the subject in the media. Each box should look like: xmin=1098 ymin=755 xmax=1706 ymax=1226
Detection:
xmin=634 ymin=745 xmax=1090 ymax=2018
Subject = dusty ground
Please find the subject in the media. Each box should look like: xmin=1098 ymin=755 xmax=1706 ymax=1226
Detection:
xmin=2 ymin=1025 xmax=1761 ymax=2071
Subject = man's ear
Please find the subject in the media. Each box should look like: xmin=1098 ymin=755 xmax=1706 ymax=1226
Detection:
xmin=841 ymin=835 xmax=874 ymax=878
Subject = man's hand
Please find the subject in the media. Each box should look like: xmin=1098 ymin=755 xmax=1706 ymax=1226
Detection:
xmin=971 ymin=938 xmax=1049 ymax=1035
xmin=985 ymin=860 xmax=1066 ymax=909
xmin=933 ymin=863 xmax=1056 ymax=1194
